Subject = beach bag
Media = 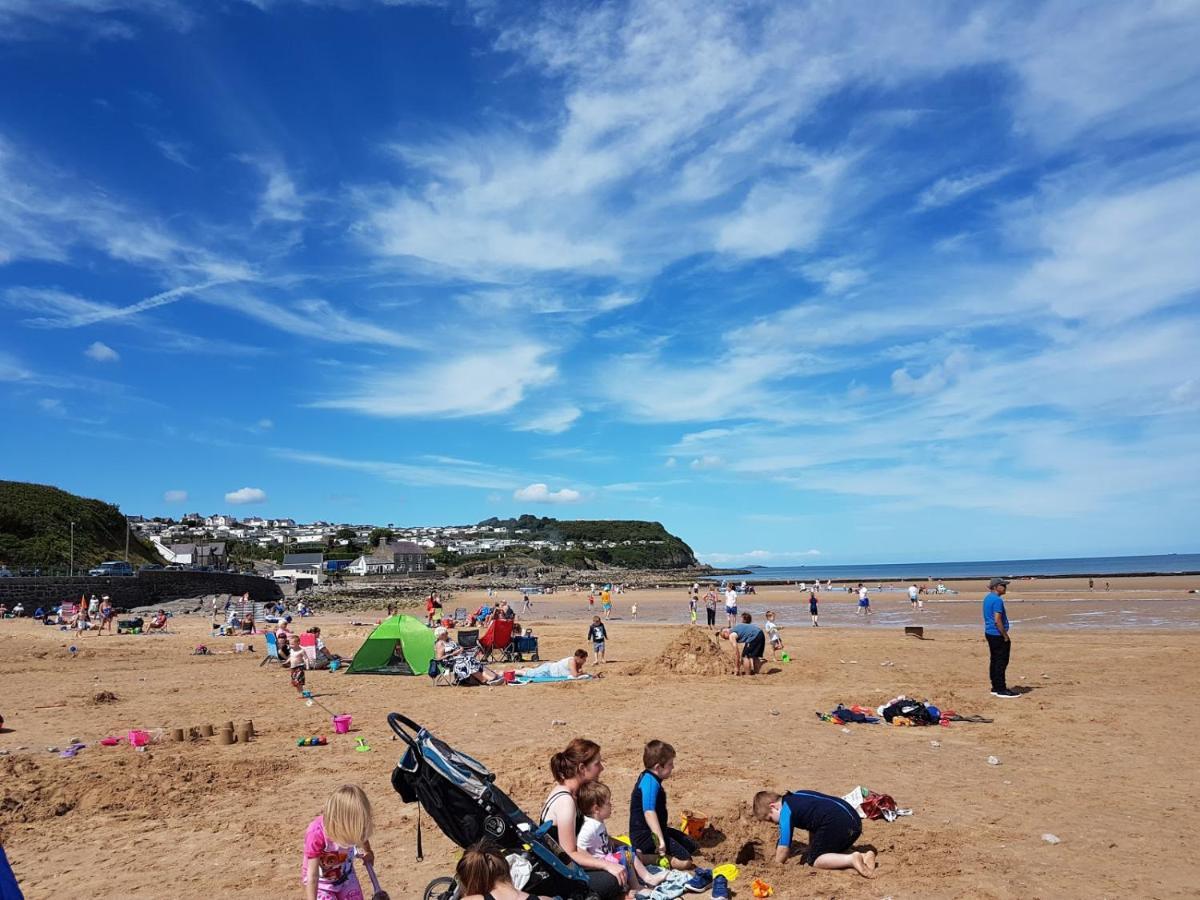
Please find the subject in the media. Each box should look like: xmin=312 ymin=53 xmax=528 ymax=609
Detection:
xmin=861 ymin=793 xmax=897 ymax=820
xmin=882 ymin=698 xmax=934 ymax=724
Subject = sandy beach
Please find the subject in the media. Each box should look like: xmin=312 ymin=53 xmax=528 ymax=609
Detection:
xmin=3 ymin=578 xmax=1199 ymax=899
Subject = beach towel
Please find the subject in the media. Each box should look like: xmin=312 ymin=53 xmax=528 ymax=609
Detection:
xmin=514 ymin=673 xmax=595 ymax=684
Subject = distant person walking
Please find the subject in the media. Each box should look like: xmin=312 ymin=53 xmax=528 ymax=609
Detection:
xmin=908 ymin=584 xmax=920 ymax=609
xmin=809 ymin=591 xmax=819 ymax=627
xmin=704 ymin=590 xmax=717 ymax=629
xmin=857 ymin=584 xmax=871 ymax=617
xmin=983 ymin=578 xmax=1017 ymax=698
xmin=523 ymin=592 xmax=533 ymax=614
xmin=724 ymin=586 xmax=739 ymax=628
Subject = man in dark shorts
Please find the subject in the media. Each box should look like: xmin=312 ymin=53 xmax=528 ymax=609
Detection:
xmin=752 ymin=789 xmax=876 ymax=877
xmin=721 ymin=612 xmax=765 ymax=676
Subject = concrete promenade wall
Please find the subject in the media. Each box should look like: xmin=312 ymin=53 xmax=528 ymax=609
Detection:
xmin=0 ymin=571 xmax=282 ymax=611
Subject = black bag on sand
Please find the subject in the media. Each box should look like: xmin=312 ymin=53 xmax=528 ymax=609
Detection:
xmin=882 ymin=698 xmax=935 ymax=724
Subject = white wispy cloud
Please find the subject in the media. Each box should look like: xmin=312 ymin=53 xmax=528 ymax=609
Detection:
xmin=83 ymin=341 xmax=120 ymax=362
xmin=313 ymin=343 xmax=556 ymax=418
xmin=915 ymin=168 xmax=1011 ymax=211
xmin=0 ymin=351 xmax=32 ymax=381
xmin=515 ymin=405 xmax=581 ymax=434
xmin=0 ymin=133 xmax=253 ymax=280
xmin=238 ymin=156 xmax=306 ymax=224
xmin=203 ymin=291 xmax=424 ymax=349
xmin=153 ymin=137 xmax=196 ymax=169
xmin=513 ymin=482 xmax=582 ymax=504
xmin=163 ymin=489 xmax=188 ymax=503
xmin=225 ymin=486 xmax=267 ymax=504
xmin=271 ymin=448 xmax=536 ymax=490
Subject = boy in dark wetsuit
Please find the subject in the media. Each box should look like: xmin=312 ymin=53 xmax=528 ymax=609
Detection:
xmin=752 ymin=789 xmax=876 ymax=877
xmin=629 ymin=740 xmax=698 ymax=870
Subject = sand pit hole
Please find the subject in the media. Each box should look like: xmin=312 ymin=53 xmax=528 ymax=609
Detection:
xmin=627 ymin=627 xmax=729 ymax=676
xmin=90 ymin=691 xmax=120 ymax=704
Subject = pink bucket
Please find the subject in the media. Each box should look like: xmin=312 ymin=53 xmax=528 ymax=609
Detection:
xmin=332 ymin=715 xmax=352 ymax=734
xmin=128 ymin=729 xmax=151 ymax=748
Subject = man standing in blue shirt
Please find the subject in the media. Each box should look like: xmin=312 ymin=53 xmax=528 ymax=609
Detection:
xmin=983 ymin=578 xmax=1017 ymax=698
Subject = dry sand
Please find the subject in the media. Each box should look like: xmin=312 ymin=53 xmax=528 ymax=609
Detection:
xmin=2 ymin=579 xmax=1199 ymax=899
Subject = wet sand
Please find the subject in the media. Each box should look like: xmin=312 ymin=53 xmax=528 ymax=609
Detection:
xmin=2 ymin=579 xmax=1199 ymax=899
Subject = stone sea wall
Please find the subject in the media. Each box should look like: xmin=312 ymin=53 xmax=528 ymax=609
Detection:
xmin=0 ymin=571 xmax=282 ymax=611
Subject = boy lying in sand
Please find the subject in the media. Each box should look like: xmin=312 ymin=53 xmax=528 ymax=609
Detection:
xmin=752 ymin=789 xmax=876 ymax=877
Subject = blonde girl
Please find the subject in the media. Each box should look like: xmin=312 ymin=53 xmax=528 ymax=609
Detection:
xmin=302 ymin=784 xmax=375 ymax=900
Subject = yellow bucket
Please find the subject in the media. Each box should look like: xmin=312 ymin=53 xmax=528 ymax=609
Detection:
xmin=713 ymin=863 xmax=740 ymax=882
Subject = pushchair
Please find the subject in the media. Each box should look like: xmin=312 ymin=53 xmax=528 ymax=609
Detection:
xmin=388 ymin=713 xmax=599 ymax=900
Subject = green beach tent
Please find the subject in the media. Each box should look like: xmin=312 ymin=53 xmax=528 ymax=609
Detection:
xmin=346 ymin=614 xmax=435 ymax=676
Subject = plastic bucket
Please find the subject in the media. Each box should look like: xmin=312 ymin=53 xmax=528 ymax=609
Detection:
xmin=128 ymin=729 xmax=151 ymax=748
xmin=234 ymin=642 xmax=245 ymax=653
xmin=332 ymin=715 xmax=352 ymax=734
xmin=503 ymin=670 xmax=516 ymax=683
xmin=329 ymin=659 xmax=340 ymax=672
xmin=680 ymin=811 xmax=708 ymax=838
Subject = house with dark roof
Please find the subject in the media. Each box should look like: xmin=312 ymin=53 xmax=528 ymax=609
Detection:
xmin=274 ymin=551 xmax=325 ymax=584
xmin=347 ymin=540 xmax=429 ymax=575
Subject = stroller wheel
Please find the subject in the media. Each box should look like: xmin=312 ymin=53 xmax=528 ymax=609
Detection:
xmin=422 ymin=876 xmax=458 ymax=900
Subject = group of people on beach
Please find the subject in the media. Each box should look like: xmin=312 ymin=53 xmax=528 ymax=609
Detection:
xmin=302 ymin=734 xmax=875 ymax=900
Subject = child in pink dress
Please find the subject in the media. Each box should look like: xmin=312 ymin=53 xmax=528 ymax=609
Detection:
xmin=302 ymin=784 xmax=375 ymax=900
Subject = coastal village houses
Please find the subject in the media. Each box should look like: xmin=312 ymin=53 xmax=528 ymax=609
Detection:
xmin=347 ymin=540 xmax=429 ymax=575
xmin=150 ymin=537 xmax=229 ymax=569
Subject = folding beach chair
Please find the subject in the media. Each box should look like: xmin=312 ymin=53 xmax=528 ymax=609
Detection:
xmin=428 ymin=656 xmax=456 ymax=687
xmin=300 ymin=632 xmax=318 ymax=667
xmin=59 ymin=601 xmax=78 ymax=626
xmin=260 ymin=631 xmax=282 ymax=666
xmin=456 ymin=629 xmax=479 ymax=652
xmin=453 ymin=607 xmax=468 ymax=625
xmin=479 ymin=619 xmax=515 ymax=663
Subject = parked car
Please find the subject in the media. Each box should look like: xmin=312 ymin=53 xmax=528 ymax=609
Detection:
xmin=139 ymin=564 xmax=163 ymax=572
xmin=0 ymin=567 xmax=12 ymax=577
xmin=165 ymin=564 xmax=184 ymax=571
xmin=88 ymin=561 xmax=135 ymax=577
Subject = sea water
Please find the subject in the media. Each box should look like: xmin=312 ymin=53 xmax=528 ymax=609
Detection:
xmin=733 ymin=553 xmax=1200 ymax=582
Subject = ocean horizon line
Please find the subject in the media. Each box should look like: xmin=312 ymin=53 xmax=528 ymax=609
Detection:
xmin=709 ymin=552 xmax=1200 ymax=581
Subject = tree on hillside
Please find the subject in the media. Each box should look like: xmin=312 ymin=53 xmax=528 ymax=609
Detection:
xmin=367 ymin=527 xmax=394 ymax=547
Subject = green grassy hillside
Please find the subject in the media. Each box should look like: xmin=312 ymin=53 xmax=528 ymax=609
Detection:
xmin=0 ymin=480 xmax=163 ymax=572
xmin=473 ymin=515 xmax=699 ymax=569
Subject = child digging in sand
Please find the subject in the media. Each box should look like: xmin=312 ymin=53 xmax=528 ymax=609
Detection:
xmin=302 ymin=784 xmax=376 ymax=900
xmin=752 ymin=789 xmax=876 ymax=878
xmin=577 ymin=782 xmax=667 ymax=898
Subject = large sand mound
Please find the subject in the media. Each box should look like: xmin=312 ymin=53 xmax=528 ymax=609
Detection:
xmin=628 ymin=627 xmax=729 ymax=676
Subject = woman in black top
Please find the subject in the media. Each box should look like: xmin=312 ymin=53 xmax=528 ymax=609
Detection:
xmin=539 ymin=739 xmax=626 ymax=899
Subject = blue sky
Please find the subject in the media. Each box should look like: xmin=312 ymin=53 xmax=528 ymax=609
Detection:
xmin=2 ymin=0 xmax=1199 ymax=566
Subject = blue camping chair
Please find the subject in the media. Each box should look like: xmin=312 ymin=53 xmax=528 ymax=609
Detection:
xmin=259 ymin=631 xmax=282 ymax=666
